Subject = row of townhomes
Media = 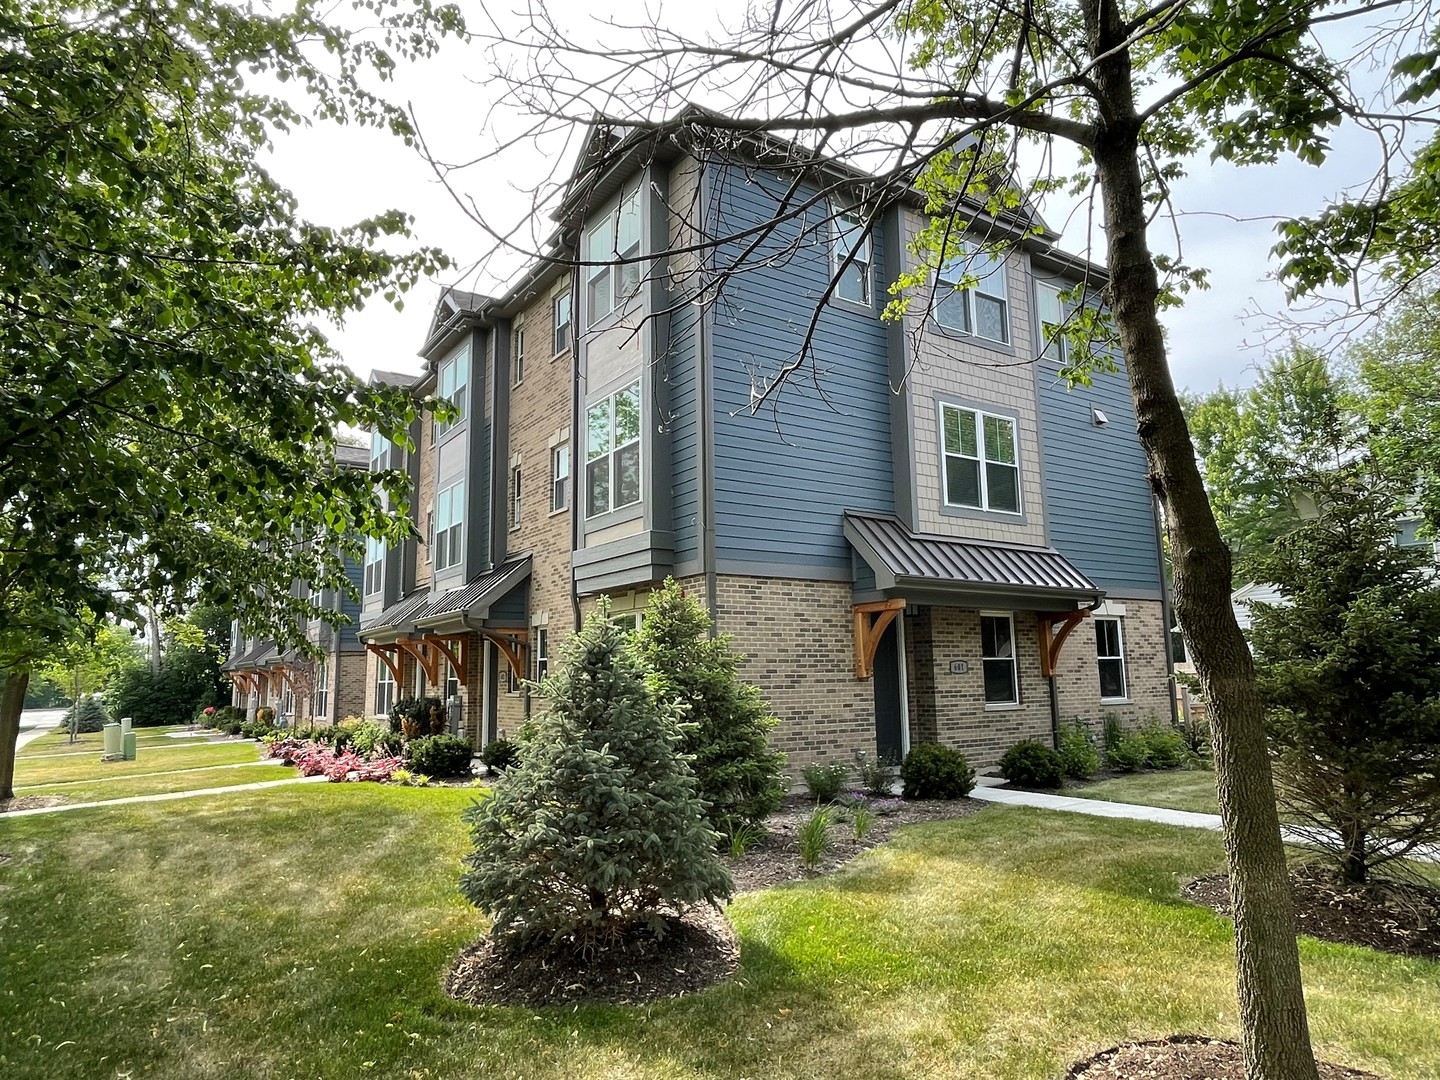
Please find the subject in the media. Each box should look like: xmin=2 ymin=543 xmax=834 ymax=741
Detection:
xmin=228 ymin=117 xmax=1175 ymax=770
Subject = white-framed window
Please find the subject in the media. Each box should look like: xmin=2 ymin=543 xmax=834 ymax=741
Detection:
xmin=437 ymin=345 xmax=469 ymax=435
xmin=510 ymin=465 xmax=522 ymax=529
xmin=551 ymin=444 xmax=571 ymax=512
xmin=512 ymin=327 xmax=525 ymax=387
xmin=375 ymin=663 xmax=396 ymax=716
xmin=1096 ymin=617 xmax=1128 ymax=701
xmin=611 ymin=611 xmax=642 ymax=635
xmin=369 ymin=428 xmax=389 ymax=469
xmin=935 ymin=246 xmax=1009 ymax=343
xmin=586 ymin=187 xmax=642 ymax=325
xmin=980 ymin=613 xmax=1018 ymax=706
xmin=313 ymin=660 xmax=329 ymax=721
xmin=282 ymin=687 xmax=294 ymax=718
xmin=434 ymin=480 xmax=464 ymax=571
xmin=444 ymin=663 xmax=460 ymax=702
xmin=553 ymin=292 xmax=572 ymax=355
xmin=940 ymin=403 xmax=1021 ymax=514
xmin=1036 ymin=280 xmax=1069 ymax=362
xmin=585 ymin=381 xmax=642 ymax=517
xmin=534 ymin=628 xmax=549 ymax=681
xmin=830 ymin=206 xmax=871 ymax=305
xmin=363 ymin=535 xmax=385 ymax=596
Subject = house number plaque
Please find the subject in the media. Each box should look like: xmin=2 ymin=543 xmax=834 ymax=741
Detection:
xmin=948 ymin=660 xmax=970 ymax=675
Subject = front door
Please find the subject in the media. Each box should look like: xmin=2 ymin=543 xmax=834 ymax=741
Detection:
xmin=872 ymin=621 xmax=903 ymax=762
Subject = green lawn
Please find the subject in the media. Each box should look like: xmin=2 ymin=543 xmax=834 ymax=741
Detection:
xmin=17 ymin=764 xmax=300 ymax=803
xmin=18 ymin=724 xmax=223 ymax=757
xmin=0 ymin=789 xmax=1434 ymax=1080
xmin=15 ymin=740 xmax=263 ymax=789
xmin=1069 ymin=768 xmax=1221 ymax=815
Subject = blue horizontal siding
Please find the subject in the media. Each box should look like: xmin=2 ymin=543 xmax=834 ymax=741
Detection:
xmin=487 ymin=579 xmax=528 ymax=626
xmin=339 ymin=557 xmax=364 ymax=647
xmin=667 ymin=301 xmax=702 ymax=566
xmin=708 ymin=164 xmax=893 ymax=572
xmin=1037 ymin=354 xmax=1162 ymax=594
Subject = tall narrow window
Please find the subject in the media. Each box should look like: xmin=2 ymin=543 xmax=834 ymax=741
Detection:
xmin=830 ymin=206 xmax=871 ymax=305
xmin=980 ymin=614 xmax=1018 ymax=705
xmin=434 ymin=480 xmax=464 ymax=571
xmin=444 ymin=663 xmax=460 ymax=702
xmin=437 ymin=346 xmax=469 ymax=435
xmin=935 ymin=247 xmax=1009 ymax=343
xmin=375 ymin=663 xmax=395 ymax=716
xmin=940 ymin=403 xmax=1020 ymax=514
xmin=534 ymin=628 xmax=549 ymax=681
xmin=313 ymin=660 xmax=329 ymax=721
xmin=510 ymin=465 xmax=522 ymax=529
xmin=512 ymin=327 xmax=525 ymax=386
xmin=1096 ymin=618 xmax=1128 ymax=701
xmin=553 ymin=293 xmax=572 ymax=354
xmin=585 ymin=381 xmax=641 ymax=517
xmin=586 ymin=188 xmax=641 ymax=324
xmin=369 ymin=428 xmax=389 ymax=469
xmin=551 ymin=444 xmax=571 ymax=512
xmin=363 ymin=535 xmax=386 ymax=596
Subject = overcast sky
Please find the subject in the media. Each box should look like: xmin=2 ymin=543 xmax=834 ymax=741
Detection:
xmin=261 ymin=1 xmax=1402 ymax=395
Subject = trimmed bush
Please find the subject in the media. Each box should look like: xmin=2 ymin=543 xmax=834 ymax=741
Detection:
xmin=480 ymin=737 xmax=519 ymax=774
xmin=802 ymin=762 xmax=849 ymax=802
xmin=62 ymin=695 xmax=109 ymax=735
xmin=1058 ymin=720 xmax=1100 ymax=779
xmin=998 ymin=739 xmax=1064 ymax=789
xmin=1106 ymin=733 xmax=1149 ymax=772
xmin=407 ymin=734 xmax=473 ymax=777
xmin=459 ymin=605 xmax=730 ymax=951
xmin=1138 ymin=720 xmax=1190 ymax=769
xmin=900 ymin=743 xmax=976 ymax=799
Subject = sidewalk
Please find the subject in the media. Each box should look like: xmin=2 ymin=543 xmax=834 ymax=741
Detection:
xmin=969 ymin=776 xmax=1440 ymax=864
xmin=1 ymin=774 xmax=327 ymax=819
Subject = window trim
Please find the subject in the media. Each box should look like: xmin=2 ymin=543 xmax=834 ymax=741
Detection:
xmin=938 ymin=401 xmax=1023 ymax=516
xmin=585 ymin=186 xmax=642 ymax=327
xmin=374 ymin=663 xmax=396 ymax=717
xmin=313 ymin=660 xmax=329 ymax=721
xmin=980 ymin=612 xmax=1020 ymax=707
xmin=1035 ymin=280 xmax=1069 ymax=363
xmin=510 ymin=464 xmax=522 ymax=531
xmin=829 ymin=204 xmax=872 ymax=307
xmin=584 ymin=381 xmax=642 ymax=519
xmin=534 ymin=628 xmax=549 ymax=681
xmin=934 ymin=245 xmax=1010 ymax=344
xmin=512 ymin=326 xmax=525 ymax=387
xmin=363 ymin=535 xmax=385 ymax=597
xmin=551 ymin=443 xmax=571 ymax=513
xmin=1096 ymin=616 xmax=1129 ymax=703
xmin=552 ymin=292 xmax=572 ymax=357
xmin=436 ymin=342 xmax=470 ymax=439
xmin=434 ymin=479 xmax=465 ymax=572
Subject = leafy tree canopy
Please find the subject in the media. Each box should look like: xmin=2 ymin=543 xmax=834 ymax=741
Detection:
xmin=0 ymin=0 xmax=467 ymax=676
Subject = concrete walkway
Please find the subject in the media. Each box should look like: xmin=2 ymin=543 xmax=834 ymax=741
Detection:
xmin=1 ymin=775 xmax=327 ymax=819
xmin=969 ymin=776 xmax=1440 ymax=864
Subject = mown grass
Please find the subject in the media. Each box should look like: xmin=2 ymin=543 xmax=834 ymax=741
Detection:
xmin=1 ymin=789 xmax=1435 ymax=1080
xmin=14 ymin=740 xmax=262 ymax=788
xmin=19 ymin=764 xmax=301 ymax=803
xmin=18 ymin=724 xmax=224 ymax=757
xmin=1069 ymin=768 xmax=1220 ymax=815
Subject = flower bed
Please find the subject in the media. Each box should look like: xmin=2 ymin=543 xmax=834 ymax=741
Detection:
xmin=266 ymin=738 xmax=402 ymax=783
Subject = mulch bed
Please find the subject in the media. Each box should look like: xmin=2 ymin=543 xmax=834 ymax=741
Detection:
xmin=727 ymin=794 xmax=984 ymax=893
xmin=0 ymin=795 xmax=66 ymax=813
xmin=1183 ymin=864 xmax=1440 ymax=961
xmin=1065 ymin=1034 xmax=1384 ymax=1079
xmin=444 ymin=906 xmax=737 ymax=1008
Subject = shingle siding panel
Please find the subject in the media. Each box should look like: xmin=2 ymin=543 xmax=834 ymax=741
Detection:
xmin=707 ymin=163 xmax=894 ymax=573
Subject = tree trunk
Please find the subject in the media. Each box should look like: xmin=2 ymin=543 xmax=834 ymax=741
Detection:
xmin=1341 ymin=820 xmax=1367 ymax=886
xmin=146 ymin=605 xmax=163 ymax=676
xmin=0 ymin=668 xmax=27 ymax=801
xmin=1085 ymin=2 xmax=1319 ymax=1077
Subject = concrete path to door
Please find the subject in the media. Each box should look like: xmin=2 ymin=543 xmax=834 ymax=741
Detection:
xmin=969 ymin=775 xmax=1440 ymax=864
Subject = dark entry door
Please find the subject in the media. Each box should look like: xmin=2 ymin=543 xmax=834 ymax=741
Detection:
xmin=872 ymin=621 xmax=903 ymax=762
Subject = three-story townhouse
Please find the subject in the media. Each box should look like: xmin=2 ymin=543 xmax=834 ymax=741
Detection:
xmin=352 ymin=118 xmax=1174 ymax=771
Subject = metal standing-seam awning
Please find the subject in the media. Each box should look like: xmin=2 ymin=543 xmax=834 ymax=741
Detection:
xmin=843 ymin=511 xmax=1105 ymax=679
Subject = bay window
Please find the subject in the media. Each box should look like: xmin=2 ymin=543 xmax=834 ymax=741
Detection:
xmin=586 ymin=188 xmax=642 ymax=324
xmin=941 ymin=403 xmax=1021 ymax=514
xmin=585 ymin=382 xmax=641 ymax=517
xmin=434 ymin=480 xmax=464 ymax=571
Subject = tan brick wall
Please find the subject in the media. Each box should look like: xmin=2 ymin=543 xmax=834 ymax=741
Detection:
xmin=906 ymin=607 xmax=1053 ymax=768
xmin=1052 ymin=598 xmax=1171 ymax=733
xmin=333 ymin=651 xmax=368 ymax=723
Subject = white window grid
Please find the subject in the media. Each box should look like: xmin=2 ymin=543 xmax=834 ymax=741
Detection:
xmin=940 ymin=403 xmax=1021 ymax=515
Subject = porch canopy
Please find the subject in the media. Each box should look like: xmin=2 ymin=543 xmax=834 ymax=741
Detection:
xmin=357 ymin=554 xmax=532 ymax=685
xmin=843 ymin=511 xmax=1104 ymax=679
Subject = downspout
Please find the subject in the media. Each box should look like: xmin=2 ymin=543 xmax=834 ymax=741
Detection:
xmin=568 ymin=260 xmax=583 ymax=633
xmin=697 ymin=161 xmax=718 ymax=630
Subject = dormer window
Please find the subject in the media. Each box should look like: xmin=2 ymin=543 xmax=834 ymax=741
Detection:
xmin=830 ymin=206 xmax=871 ymax=305
xmin=586 ymin=187 xmax=642 ymax=325
xmin=437 ymin=344 xmax=469 ymax=436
